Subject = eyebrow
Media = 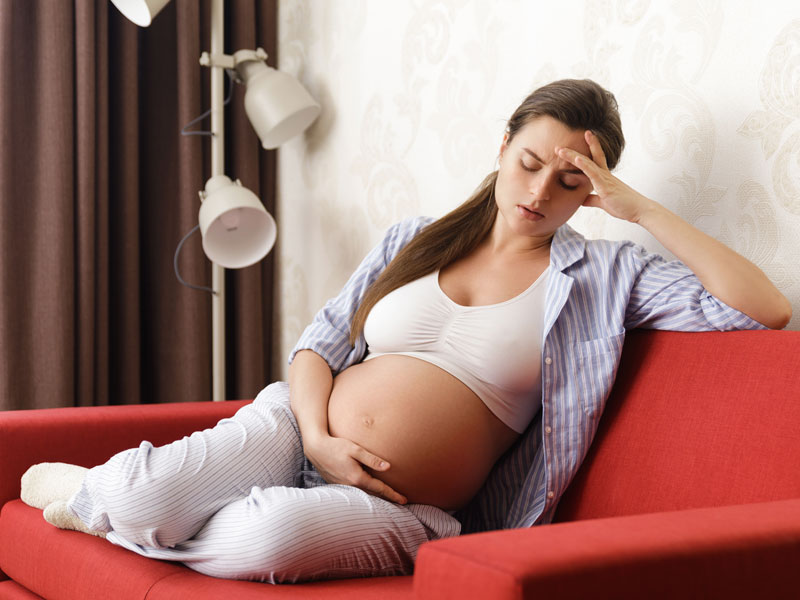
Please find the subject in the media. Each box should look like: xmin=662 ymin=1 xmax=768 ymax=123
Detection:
xmin=523 ymin=148 xmax=585 ymax=175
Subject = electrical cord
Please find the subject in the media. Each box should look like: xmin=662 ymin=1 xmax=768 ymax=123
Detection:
xmin=174 ymin=71 xmax=237 ymax=292
xmin=173 ymin=224 xmax=216 ymax=295
xmin=180 ymin=70 xmax=236 ymax=137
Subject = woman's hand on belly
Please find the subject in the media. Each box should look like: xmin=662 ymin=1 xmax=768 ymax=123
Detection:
xmin=303 ymin=432 xmax=408 ymax=505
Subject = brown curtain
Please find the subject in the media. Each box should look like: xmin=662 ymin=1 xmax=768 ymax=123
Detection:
xmin=0 ymin=0 xmax=278 ymax=410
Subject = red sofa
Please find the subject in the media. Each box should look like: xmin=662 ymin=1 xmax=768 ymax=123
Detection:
xmin=1 ymin=329 xmax=799 ymax=599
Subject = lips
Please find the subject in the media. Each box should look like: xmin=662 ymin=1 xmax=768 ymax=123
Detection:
xmin=517 ymin=204 xmax=545 ymax=221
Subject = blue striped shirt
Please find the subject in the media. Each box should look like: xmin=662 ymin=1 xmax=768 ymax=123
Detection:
xmin=289 ymin=216 xmax=765 ymax=532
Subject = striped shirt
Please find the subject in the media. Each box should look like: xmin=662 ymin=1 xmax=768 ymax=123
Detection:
xmin=289 ymin=216 xmax=765 ymax=532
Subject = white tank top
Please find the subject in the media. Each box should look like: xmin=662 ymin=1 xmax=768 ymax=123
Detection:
xmin=363 ymin=267 xmax=548 ymax=433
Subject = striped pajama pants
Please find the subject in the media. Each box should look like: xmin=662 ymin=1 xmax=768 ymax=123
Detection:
xmin=67 ymin=382 xmax=461 ymax=583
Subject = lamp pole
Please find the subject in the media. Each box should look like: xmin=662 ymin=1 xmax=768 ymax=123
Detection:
xmin=210 ymin=0 xmax=225 ymax=402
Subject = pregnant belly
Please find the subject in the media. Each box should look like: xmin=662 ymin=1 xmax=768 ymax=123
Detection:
xmin=327 ymin=355 xmax=519 ymax=510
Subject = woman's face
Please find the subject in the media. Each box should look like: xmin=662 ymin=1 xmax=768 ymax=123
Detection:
xmin=494 ymin=115 xmax=593 ymax=242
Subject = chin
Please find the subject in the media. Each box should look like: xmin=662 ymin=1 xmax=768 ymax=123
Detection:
xmin=513 ymin=220 xmax=555 ymax=240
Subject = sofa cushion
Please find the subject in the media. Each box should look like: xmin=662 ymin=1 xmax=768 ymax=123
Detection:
xmin=0 ymin=580 xmax=45 ymax=598
xmin=0 ymin=501 xmax=414 ymax=599
xmin=146 ymin=569 xmax=414 ymax=599
xmin=0 ymin=501 xmax=186 ymax=600
xmin=555 ymin=330 xmax=800 ymax=522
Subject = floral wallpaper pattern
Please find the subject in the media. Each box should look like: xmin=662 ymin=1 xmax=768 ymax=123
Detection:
xmin=274 ymin=0 xmax=800 ymax=377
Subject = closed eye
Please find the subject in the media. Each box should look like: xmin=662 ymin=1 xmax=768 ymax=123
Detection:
xmin=521 ymin=160 xmax=582 ymax=190
xmin=522 ymin=160 xmax=580 ymax=190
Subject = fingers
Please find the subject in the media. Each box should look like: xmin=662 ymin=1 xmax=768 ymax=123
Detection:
xmin=556 ymin=130 xmax=608 ymax=178
xmin=361 ymin=475 xmax=408 ymax=505
xmin=328 ymin=460 xmax=407 ymax=505
xmin=316 ymin=460 xmax=407 ymax=504
xmin=352 ymin=447 xmax=408 ymax=504
xmin=313 ymin=439 xmax=408 ymax=504
xmin=584 ymin=130 xmax=608 ymax=170
xmin=354 ymin=446 xmax=391 ymax=472
xmin=557 ymin=146 xmax=600 ymax=182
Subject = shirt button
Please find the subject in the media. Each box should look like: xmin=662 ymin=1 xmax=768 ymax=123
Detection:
xmin=547 ymin=491 xmax=555 ymax=499
xmin=544 ymin=426 xmax=552 ymax=434
xmin=544 ymin=357 xmax=553 ymax=365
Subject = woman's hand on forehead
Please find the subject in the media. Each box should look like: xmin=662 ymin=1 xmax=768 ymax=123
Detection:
xmin=556 ymin=131 xmax=653 ymax=224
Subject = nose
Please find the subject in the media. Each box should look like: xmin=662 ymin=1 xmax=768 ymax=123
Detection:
xmin=529 ymin=172 xmax=552 ymax=201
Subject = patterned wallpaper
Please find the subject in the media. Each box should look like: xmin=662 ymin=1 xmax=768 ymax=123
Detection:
xmin=273 ymin=0 xmax=800 ymax=378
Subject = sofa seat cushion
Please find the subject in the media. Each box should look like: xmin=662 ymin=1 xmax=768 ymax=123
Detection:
xmin=145 ymin=569 xmax=414 ymax=599
xmin=0 ymin=501 xmax=414 ymax=600
xmin=0 ymin=500 xmax=186 ymax=600
xmin=0 ymin=580 xmax=45 ymax=598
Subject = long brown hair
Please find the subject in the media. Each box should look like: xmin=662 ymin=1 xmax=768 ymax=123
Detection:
xmin=349 ymin=79 xmax=625 ymax=344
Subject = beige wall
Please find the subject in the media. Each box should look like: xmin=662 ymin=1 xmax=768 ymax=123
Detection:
xmin=274 ymin=0 xmax=800 ymax=378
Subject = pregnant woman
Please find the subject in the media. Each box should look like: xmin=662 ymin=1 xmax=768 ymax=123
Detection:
xmin=22 ymin=79 xmax=791 ymax=583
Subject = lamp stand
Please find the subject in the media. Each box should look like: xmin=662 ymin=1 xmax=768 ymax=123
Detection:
xmin=210 ymin=0 xmax=225 ymax=402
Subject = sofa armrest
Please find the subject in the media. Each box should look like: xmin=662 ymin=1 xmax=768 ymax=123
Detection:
xmin=414 ymin=498 xmax=800 ymax=600
xmin=0 ymin=401 xmax=249 ymax=507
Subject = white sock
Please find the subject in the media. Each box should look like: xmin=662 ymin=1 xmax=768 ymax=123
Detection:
xmin=43 ymin=500 xmax=107 ymax=538
xmin=20 ymin=462 xmax=88 ymax=510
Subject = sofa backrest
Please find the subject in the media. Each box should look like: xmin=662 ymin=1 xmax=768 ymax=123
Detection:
xmin=554 ymin=329 xmax=800 ymax=522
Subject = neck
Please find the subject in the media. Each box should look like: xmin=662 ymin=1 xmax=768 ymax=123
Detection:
xmin=485 ymin=216 xmax=554 ymax=260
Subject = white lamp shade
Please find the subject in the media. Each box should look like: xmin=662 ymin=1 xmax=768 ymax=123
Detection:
xmin=198 ymin=175 xmax=276 ymax=269
xmin=234 ymin=52 xmax=321 ymax=149
xmin=109 ymin=0 xmax=171 ymax=27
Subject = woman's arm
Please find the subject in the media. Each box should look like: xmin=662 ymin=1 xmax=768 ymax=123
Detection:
xmin=558 ymin=132 xmax=792 ymax=330
xmin=286 ymin=218 xmax=433 ymax=504
xmin=289 ymin=350 xmax=407 ymax=504
xmin=288 ymin=350 xmax=335 ymax=447
xmin=632 ymin=202 xmax=791 ymax=329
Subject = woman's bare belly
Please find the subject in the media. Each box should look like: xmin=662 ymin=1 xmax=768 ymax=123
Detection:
xmin=327 ymin=355 xmax=520 ymax=510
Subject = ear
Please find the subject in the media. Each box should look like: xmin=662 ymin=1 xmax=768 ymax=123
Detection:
xmin=498 ymin=132 xmax=510 ymax=161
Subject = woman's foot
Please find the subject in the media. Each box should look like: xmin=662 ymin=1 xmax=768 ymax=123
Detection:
xmin=20 ymin=462 xmax=87 ymax=510
xmin=43 ymin=501 xmax=106 ymax=538
xmin=21 ymin=463 xmax=107 ymax=537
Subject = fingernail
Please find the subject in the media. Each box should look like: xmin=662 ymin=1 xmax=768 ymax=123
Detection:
xmin=379 ymin=461 xmax=388 ymax=468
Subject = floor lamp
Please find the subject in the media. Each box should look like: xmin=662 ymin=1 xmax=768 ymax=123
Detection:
xmin=110 ymin=0 xmax=320 ymax=401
